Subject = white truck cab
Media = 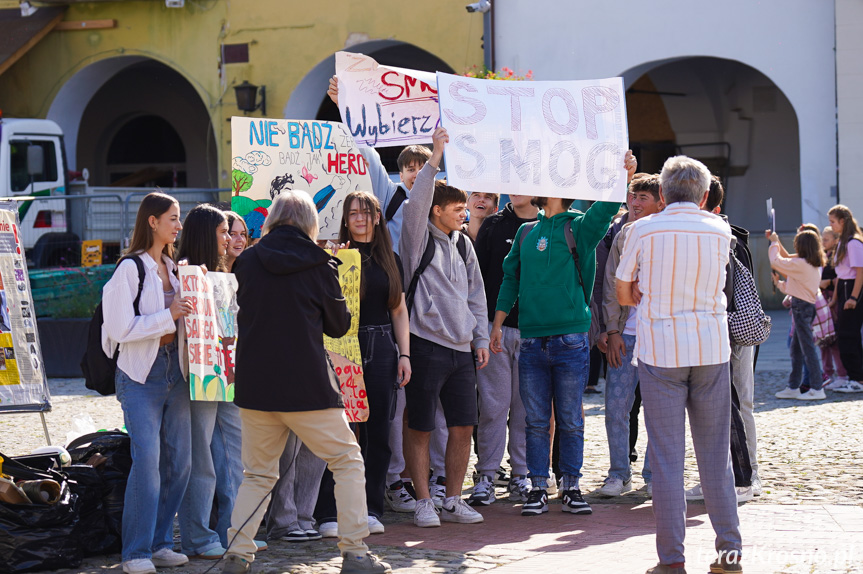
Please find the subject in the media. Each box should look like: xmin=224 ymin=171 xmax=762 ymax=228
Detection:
xmin=0 ymin=116 xmax=73 ymax=265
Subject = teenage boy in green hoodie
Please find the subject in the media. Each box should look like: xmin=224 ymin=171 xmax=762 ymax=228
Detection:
xmin=490 ymin=150 xmax=637 ymax=517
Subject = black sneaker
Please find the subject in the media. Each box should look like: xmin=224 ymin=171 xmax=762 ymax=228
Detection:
xmin=521 ymin=488 xmax=548 ymax=516
xmin=403 ymin=480 xmax=417 ymax=500
xmin=561 ymin=489 xmax=592 ymax=514
xmin=494 ymin=466 xmax=511 ymax=486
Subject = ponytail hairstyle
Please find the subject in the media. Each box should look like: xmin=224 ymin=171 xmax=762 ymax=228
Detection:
xmin=828 ymin=204 xmax=863 ymax=265
xmin=176 ymin=204 xmax=228 ymax=272
xmin=338 ymin=191 xmax=402 ymax=310
xmin=794 ymin=229 xmax=825 ymax=268
xmin=125 ymin=192 xmax=179 ymax=259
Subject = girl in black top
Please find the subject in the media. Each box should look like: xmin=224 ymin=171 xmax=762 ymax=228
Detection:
xmin=315 ymin=191 xmax=412 ymax=535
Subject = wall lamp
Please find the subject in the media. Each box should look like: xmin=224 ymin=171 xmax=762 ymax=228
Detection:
xmin=234 ymin=81 xmax=266 ymax=115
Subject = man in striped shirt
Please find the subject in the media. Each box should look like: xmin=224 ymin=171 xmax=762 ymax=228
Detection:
xmin=615 ymin=156 xmax=742 ymax=574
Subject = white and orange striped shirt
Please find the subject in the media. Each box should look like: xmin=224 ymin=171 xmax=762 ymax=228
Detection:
xmin=615 ymin=202 xmax=732 ymax=368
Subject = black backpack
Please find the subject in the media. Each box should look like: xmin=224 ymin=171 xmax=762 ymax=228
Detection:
xmin=80 ymin=256 xmax=145 ymax=395
xmin=405 ymin=231 xmax=468 ymax=314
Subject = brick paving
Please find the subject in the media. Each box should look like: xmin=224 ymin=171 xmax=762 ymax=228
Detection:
xmin=3 ymin=310 xmax=862 ymax=573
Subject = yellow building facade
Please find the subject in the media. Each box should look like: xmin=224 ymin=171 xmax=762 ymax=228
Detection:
xmin=0 ymin=0 xmax=483 ymax=187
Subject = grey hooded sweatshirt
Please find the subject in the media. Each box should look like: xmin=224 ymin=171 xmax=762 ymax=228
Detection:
xmin=399 ymin=163 xmax=489 ymax=353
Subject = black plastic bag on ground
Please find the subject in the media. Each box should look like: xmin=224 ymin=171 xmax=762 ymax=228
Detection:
xmin=65 ymin=464 xmax=121 ymax=556
xmin=0 ymin=483 xmax=83 ymax=574
xmin=67 ymin=431 xmax=132 ymax=543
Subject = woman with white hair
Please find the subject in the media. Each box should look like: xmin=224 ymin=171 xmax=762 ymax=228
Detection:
xmin=220 ymin=190 xmax=390 ymax=574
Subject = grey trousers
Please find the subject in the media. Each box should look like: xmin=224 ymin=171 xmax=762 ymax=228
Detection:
xmin=266 ymin=431 xmax=327 ymax=538
xmin=639 ymin=361 xmax=742 ymax=565
xmin=386 ymin=388 xmax=448 ymax=483
xmin=476 ymin=323 xmax=527 ymax=476
xmin=730 ymin=344 xmax=758 ymax=475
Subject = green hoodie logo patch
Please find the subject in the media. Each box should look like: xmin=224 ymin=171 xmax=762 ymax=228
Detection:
xmin=536 ymin=236 xmax=548 ymax=252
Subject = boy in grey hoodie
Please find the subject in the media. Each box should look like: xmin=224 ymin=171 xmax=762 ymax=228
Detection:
xmin=400 ymin=127 xmax=490 ymax=528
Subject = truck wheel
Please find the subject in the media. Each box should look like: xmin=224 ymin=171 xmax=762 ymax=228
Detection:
xmin=31 ymin=232 xmax=81 ymax=268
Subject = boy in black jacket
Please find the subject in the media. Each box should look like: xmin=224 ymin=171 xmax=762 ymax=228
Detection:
xmin=468 ymin=195 xmax=538 ymax=506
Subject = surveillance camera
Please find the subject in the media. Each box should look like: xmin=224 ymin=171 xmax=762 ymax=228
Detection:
xmin=466 ymin=0 xmax=491 ymax=14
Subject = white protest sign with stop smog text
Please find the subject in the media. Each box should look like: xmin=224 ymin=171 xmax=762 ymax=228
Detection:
xmin=230 ymin=117 xmax=373 ymax=241
xmin=179 ymin=266 xmax=239 ymax=402
xmin=335 ymin=52 xmax=440 ymax=147
xmin=437 ymin=72 xmax=629 ymax=202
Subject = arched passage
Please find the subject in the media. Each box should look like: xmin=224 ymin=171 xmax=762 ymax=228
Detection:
xmin=47 ymin=57 xmax=216 ymax=187
xmin=621 ymin=57 xmax=801 ymax=233
xmin=285 ymin=41 xmax=455 ymax=172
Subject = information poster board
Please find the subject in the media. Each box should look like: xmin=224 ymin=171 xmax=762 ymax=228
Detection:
xmin=0 ymin=202 xmax=50 ymax=413
xmin=323 ymin=249 xmax=369 ymax=423
xmin=230 ymin=117 xmax=373 ymax=241
xmin=179 ymin=266 xmax=239 ymax=402
xmin=437 ymin=72 xmax=629 ymax=202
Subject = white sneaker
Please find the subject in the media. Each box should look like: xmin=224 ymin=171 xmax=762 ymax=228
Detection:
xmin=508 ymin=475 xmax=530 ymax=502
xmin=414 ymin=498 xmax=440 ymax=528
xmin=546 ymin=471 xmax=558 ymax=496
xmin=151 ymin=549 xmax=188 ymax=568
xmin=833 ymin=379 xmax=863 ymax=393
xmin=736 ymin=486 xmax=754 ymax=503
xmin=150 ymin=548 xmax=188 ymax=567
xmin=384 ymin=480 xmax=416 ymax=513
xmin=684 ymin=483 xmax=704 ymax=501
xmin=468 ymin=474 xmax=496 ymax=506
xmin=440 ymin=497 xmax=484 ymax=523
xmin=775 ymin=386 xmax=801 ymax=399
xmin=797 ymin=388 xmax=827 ymax=400
xmin=598 ymin=476 xmax=632 ymax=497
xmin=318 ymin=521 xmax=338 ymax=538
xmin=752 ymin=475 xmax=763 ymax=497
xmin=122 ymin=559 xmax=156 ymax=574
xmin=367 ymin=515 xmax=385 ymax=534
xmin=429 ymin=475 xmax=447 ymax=509
xmin=494 ymin=466 xmax=511 ymax=486
xmin=824 ymin=377 xmax=846 ymax=390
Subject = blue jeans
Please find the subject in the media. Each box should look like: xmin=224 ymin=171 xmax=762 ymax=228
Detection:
xmin=789 ymin=298 xmax=823 ymax=390
xmin=518 ymin=333 xmax=588 ymax=483
xmin=604 ymin=334 xmax=651 ymax=483
xmin=211 ymin=403 xmax=243 ymax=548
xmin=115 ymin=341 xmax=191 ymax=562
xmin=179 ymin=401 xmax=243 ymax=555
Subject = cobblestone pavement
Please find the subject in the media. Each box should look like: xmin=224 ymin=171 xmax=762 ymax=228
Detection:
xmin=2 ymin=311 xmax=861 ymax=573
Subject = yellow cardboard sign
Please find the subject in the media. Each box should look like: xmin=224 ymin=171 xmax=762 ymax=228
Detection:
xmin=323 ymin=249 xmax=368 ymax=422
xmin=81 ymin=239 xmax=102 ymax=267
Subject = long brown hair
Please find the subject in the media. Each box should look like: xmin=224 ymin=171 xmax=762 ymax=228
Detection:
xmin=338 ymin=192 xmax=402 ymax=309
xmin=794 ymin=230 xmax=825 ymax=268
xmin=125 ymin=192 xmax=179 ymax=259
xmin=828 ymin=204 xmax=863 ymax=264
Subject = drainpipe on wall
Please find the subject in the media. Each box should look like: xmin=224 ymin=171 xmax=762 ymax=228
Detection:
xmin=833 ymin=0 xmax=840 ymax=204
xmin=483 ymin=5 xmax=494 ymax=71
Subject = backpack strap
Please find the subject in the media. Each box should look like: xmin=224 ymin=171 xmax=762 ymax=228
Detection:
xmin=564 ymin=221 xmax=589 ymax=304
xmin=128 ymin=255 xmax=146 ymax=315
xmin=405 ymin=232 xmax=435 ymax=315
xmin=455 ymin=231 xmax=468 ymax=264
xmin=517 ymin=221 xmax=539 ymax=248
xmin=385 ymin=187 xmax=407 ymax=222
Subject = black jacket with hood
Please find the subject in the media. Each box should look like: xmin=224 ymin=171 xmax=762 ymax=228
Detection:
xmin=233 ymin=224 xmax=350 ymax=412
xmin=474 ymin=203 xmax=537 ymax=328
